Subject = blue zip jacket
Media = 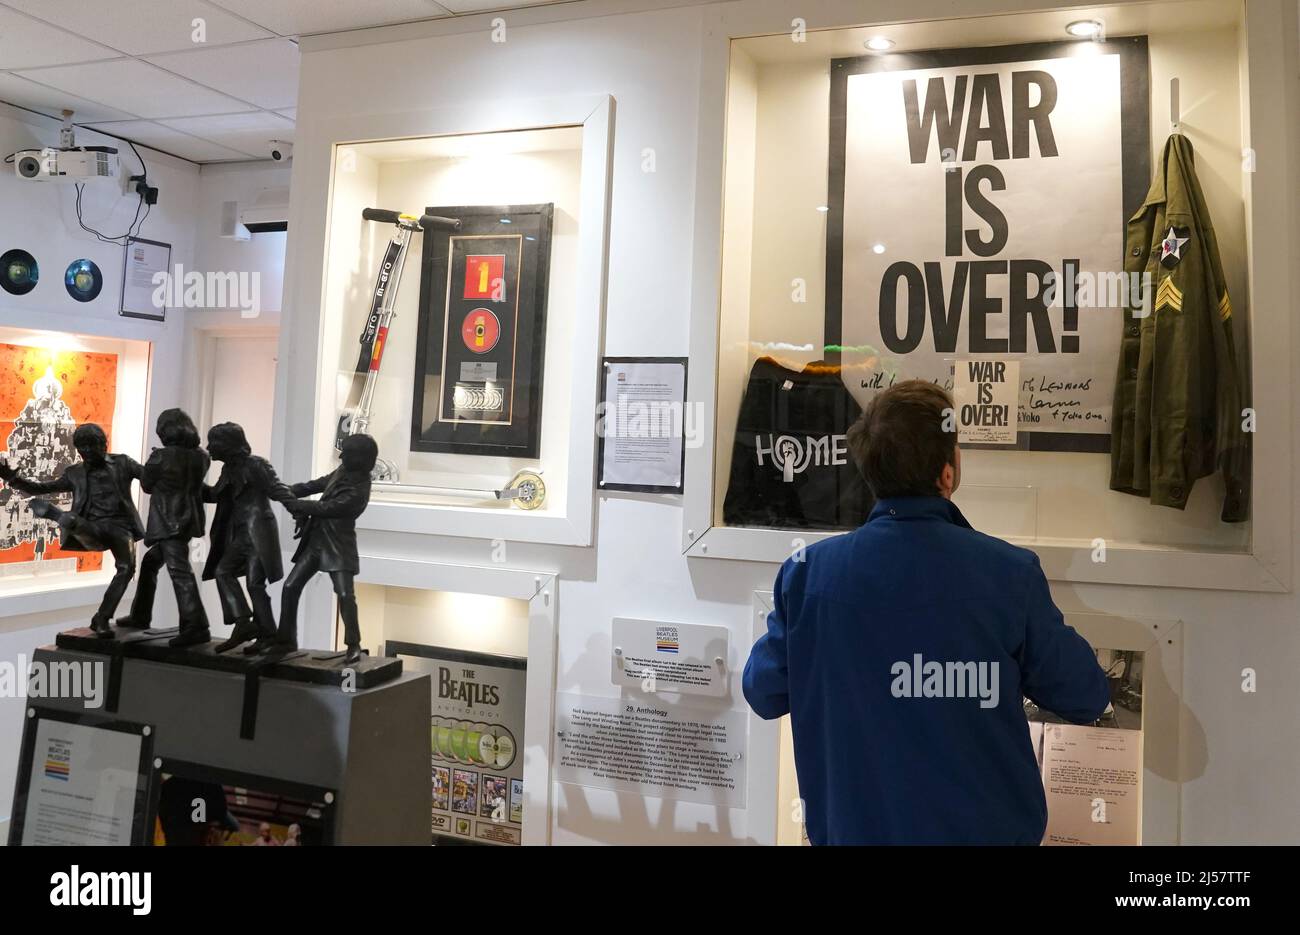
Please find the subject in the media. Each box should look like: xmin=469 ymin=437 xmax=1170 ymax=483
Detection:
xmin=743 ymin=496 xmax=1110 ymax=845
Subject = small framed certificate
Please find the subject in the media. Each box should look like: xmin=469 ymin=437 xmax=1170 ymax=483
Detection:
xmin=120 ymin=237 xmax=171 ymax=321
xmin=8 ymin=706 xmax=154 ymax=846
xmin=598 ymin=357 xmax=688 ymax=493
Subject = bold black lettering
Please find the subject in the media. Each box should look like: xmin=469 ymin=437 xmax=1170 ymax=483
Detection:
xmin=1009 ymin=259 xmax=1056 ymax=353
xmin=961 ymin=74 xmax=1010 ymax=162
xmin=967 ymin=261 xmax=1008 ymax=353
xmin=924 ymin=261 xmax=966 ymax=353
xmin=1012 ymin=70 xmax=1059 ymax=158
xmin=879 ymin=261 xmax=927 ymax=353
xmin=903 ymin=75 xmax=968 ymax=164
xmin=964 ymin=165 xmax=1008 ymax=256
xmin=945 ymin=168 xmax=963 ymax=256
xmin=1060 ymin=258 xmax=1081 ymax=353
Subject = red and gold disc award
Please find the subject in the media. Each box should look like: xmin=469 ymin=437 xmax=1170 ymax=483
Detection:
xmin=461 ymin=308 xmax=501 ymax=354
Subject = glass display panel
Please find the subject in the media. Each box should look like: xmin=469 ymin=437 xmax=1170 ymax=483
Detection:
xmin=318 ymin=127 xmax=583 ymax=515
xmin=716 ymin=1 xmax=1251 ymax=554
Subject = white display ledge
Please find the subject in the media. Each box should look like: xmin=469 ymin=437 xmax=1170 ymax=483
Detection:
xmin=0 ymin=573 xmax=114 ymax=620
xmin=357 ymin=499 xmax=585 ymax=547
xmin=684 ymin=525 xmax=1286 ymax=593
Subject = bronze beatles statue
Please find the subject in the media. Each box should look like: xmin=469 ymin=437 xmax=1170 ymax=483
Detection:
xmin=0 ymin=407 xmax=377 ymax=665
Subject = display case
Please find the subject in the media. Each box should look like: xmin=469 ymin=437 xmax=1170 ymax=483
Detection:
xmin=683 ymin=0 xmax=1294 ymax=591
xmin=283 ymin=95 xmax=614 ymax=547
xmin=0 ymin=325 xmax=151 ymax=606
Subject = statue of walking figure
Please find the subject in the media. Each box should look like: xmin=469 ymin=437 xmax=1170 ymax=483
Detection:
xmin=113 ymin=409 xmax=210 ymax=648
xmin=202 ymin=423 xmax=294 ymax=654
xmin=0 ymin=424 xmax=143 ymax=637
xmin=270 ymin=434 xmax=378 ymax=665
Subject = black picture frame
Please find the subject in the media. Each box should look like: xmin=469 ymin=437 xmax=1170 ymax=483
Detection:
xmin=825 ymin=36 xmax=1151 ymax=454
xmin=146 ymin=758 xmax=337 ymax=846
xmin=8 ymin=706 xmax=155 ymax=847
xmin=411 ymin=204 xmax=554 ymax=459
xmin=119 ymin=236 xmax=171 ymax=321
xmin=597 ymin=356 xmax=689 ymax=494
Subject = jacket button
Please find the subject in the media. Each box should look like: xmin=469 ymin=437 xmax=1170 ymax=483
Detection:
xmin=889 ymin=508 xmax=896 ymax=515
xmin=1131 ymin=247 xmax=1141 ymax=256
xmin=1171 ymin=486 xmax=1184 ymax=499
xmin=1128 ymin=325 xmax=1139 ymax=336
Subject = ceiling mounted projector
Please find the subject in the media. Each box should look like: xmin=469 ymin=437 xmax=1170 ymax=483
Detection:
xmin=13 ymin=145 xmax=120 ymax=183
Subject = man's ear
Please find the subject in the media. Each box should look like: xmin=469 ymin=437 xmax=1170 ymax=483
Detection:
xmin=938 ymin=462 xmax=956 ymax=497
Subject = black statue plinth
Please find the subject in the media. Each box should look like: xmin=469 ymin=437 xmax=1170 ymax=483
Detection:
xmin=31 ymin=640 xmax=431 ymax=843
xmin=55 ymin=626 xmax=402 ymax=691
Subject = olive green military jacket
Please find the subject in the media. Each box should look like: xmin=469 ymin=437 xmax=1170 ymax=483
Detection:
xmin=1110 ymin=134 xmax=1249 ymax=523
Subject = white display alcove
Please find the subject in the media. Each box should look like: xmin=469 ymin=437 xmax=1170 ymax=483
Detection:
xmin=279 ymin=95 xmax=613 ymax=547
xmin=0 ymin=323 xmax=152 ymax=616
xmin=745 ymin=592 xmax=1183 ymax=845
xmin=347 ymin=559 xmax=557 ymax=846
xmin=681 ymin=0 xmax=1295 ymax=593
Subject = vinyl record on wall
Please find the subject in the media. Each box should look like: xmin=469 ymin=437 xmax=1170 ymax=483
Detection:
xmin=64 ymin=258 xmax=103 ymax=302
xmin=0 ymin=249 xmax=38 ymax=296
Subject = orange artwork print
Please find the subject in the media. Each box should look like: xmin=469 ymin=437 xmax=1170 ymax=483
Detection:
xmin=0 ymin=344 xmax=119 ymax=573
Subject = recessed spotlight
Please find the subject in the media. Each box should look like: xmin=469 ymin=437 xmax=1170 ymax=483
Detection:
xmin=864 ymin=36 xmax=895 ymax=51
xmin=1065 ymin=19 xmax=1103 ymax=39
xmin=872 ymin=243 xmax=886 ymax=255
xmin=499 ymin=217 xmax=512 ymax=224
xmin=816 ymin=205 xmax=829 ymax=213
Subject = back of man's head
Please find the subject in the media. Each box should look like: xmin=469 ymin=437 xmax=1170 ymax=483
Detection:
xmin=847 ymin=380 xmax=956 ymax=498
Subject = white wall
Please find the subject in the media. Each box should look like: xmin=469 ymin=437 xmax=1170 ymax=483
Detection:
xmin=721 ymin=23 xmax=1253 ymax=552
xmin=0 ymin=0 xmax=1292 ymax=844
xmin=284 ymin=0 xmax=1300 ymax=847
xmin=0 ymin=103 xmax=204 ymax=821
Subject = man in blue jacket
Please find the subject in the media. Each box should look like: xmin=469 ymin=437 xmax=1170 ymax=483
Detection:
xmin=743 ymin=380 xmax=1109 ymax=845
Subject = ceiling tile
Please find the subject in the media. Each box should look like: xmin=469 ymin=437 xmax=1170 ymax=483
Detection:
xmin=160 ymin=111 xmax=294 ymax=158
xmin=204 ymin=0 xmax=450 ymax=37
xmin=14 ymin=59 xmax=253 ymax=118
xmin=146 ymin=39 xmax=299 ymax=110
xmin=2 ymin=0 xmax=273 ymax=55
xmin=84 ymin=119 xmax=251 ymax=162
xmin=0 ymin=72 xmax=136 ymax=122
xmin=0 ymin=7 xmax=121 ymax=69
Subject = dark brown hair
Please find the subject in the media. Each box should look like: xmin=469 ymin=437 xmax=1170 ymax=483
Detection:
xmin=847 ymin=380 xmax=956 ymax=498
xmin=72 ymin=422 xmax=107 ymax=454
xmin=156 ymin=408 xmax=200 ymax=448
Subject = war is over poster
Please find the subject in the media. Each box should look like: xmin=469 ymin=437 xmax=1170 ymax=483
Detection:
xmin=827 ymin=38 xmax=1150 ymax=451
xmin=0 ymin=344 xmax=119 ymax=573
